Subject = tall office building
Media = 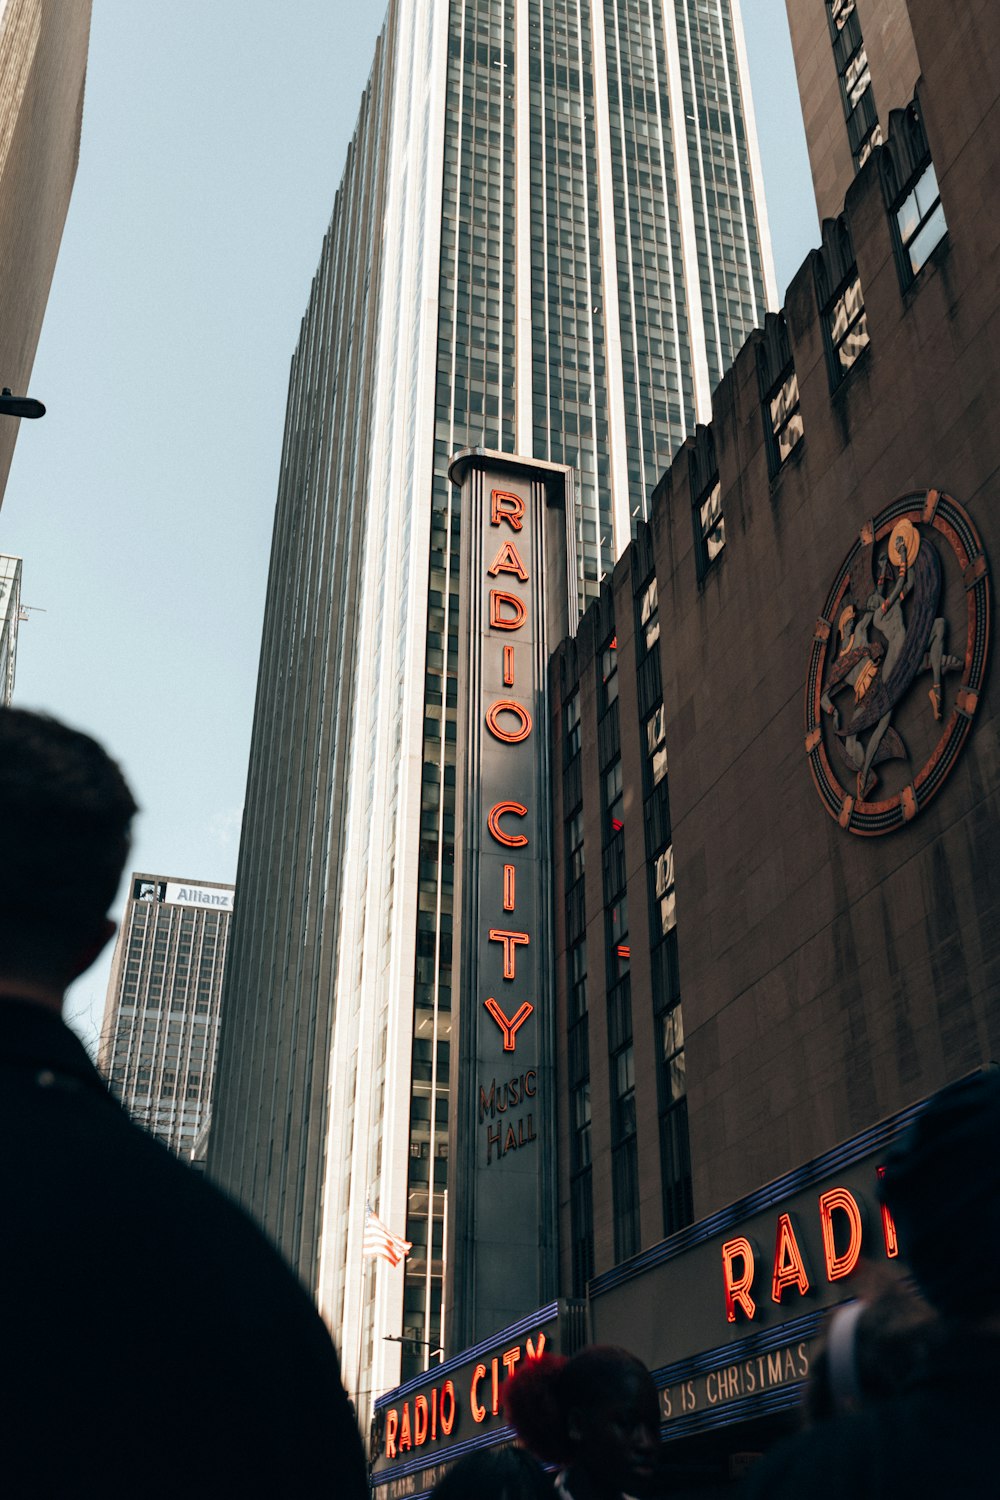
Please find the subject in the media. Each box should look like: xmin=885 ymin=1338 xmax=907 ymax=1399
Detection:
xmin=99 ymin=874 xmax=234 ymax=1160
xmin=0 ymin=553 xmax=22 ymax=703
xmin=0 ymin=0 xmax=92 ymax=509
xmin=209 ymin=0 xmax=776 ymax=1408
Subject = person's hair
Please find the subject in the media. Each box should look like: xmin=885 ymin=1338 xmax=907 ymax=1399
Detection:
xmin=879 ymin=1067 xmax=1000 ymax=1315
xmin=429 ymin=1446 xmax=551 ymax=1500
xmin=503 ymin=1347 xmax=653 ymax=1466
xmin=0 ymin=708 xmax=137 ymax=982
xmin=806 ymin=1271 xmax=935 ymax=1423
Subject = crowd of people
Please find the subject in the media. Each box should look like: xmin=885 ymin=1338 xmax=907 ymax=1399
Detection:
xmin=2 ymin=704 xmax=996 ymax=1497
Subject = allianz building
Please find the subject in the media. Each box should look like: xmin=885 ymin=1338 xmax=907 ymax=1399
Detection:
xmin=371 ymin=2 xmax=999 ymax=1493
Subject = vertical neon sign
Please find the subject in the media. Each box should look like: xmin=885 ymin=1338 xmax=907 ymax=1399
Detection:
xmin=448 ymin=450 xmax=573 ymax=1348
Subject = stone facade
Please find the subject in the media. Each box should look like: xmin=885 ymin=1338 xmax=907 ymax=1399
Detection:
xmin=551 ymin=0 xmax=1000 ymax=1263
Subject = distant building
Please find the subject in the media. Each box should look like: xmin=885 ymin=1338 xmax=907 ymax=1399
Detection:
xmin=0 ymin=553 xmax=22 ymax=703
xmin=0 ymin=0 xmax=92 ymax=508
xmin=98 ymin=874 xmax=234 ymax=1160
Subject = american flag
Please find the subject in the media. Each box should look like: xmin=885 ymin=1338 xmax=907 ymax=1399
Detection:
xmin=362 ymin=1203 xmax=412 ymax=1267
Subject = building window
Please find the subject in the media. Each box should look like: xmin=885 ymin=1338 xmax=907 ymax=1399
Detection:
xmin=571 ymin=1080 xmax=591 ymax=1170
xmin=603 ymin=758 xmax=623 ymax=837
xmin=695 ymin=476 xmax=724 ymax=574
xmin=652 ymin=845 xmax=676 ymax=939
xmin=570 ymin=1170 xmax=594 ymax=1296
xmin=599 ymin=636 xmax=618 ymax=712
xmin=644 ymin=704 xmax=667 ymax=791
xmin=564 ymin=689 xmax=581 ymax=760
xmin=607 ymin=894 xmax=629 ymax=982
xmin=637 ymin=576 xmax=659 ymax=656
xmin=895 ymin=161 xmax=947 ymax=281
xmin=569 ymin=937 xmax=588 ymax=1022
xmin=825 ymin=0 xmax=881 ymax=169
xmin=612 ymin=1134 xmax=640 ymax=1264
xmin=825 ymin=272 xmax=870 ymax=385
xmin=565 ymin=805 xmax=585 ymax=884
xmin=764 ymin=363 xmax=804 ymax=474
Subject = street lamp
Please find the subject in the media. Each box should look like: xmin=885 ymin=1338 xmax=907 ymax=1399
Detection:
xmin=383 ymin=1334 xmax=445 ymax=1360
xmin=0 ymin=387 xmax=45 ymax=419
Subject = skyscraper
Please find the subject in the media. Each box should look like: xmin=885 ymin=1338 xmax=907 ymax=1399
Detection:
xmin=99 ymin=874 xmax=234 ymax=1160
xmin=209 ymin=0 xmax=775 ymax=1408
xmin=0 ymin=553 xmax=22 ymax=703
xmin=0 ymin=0 xmax=92 ymax=509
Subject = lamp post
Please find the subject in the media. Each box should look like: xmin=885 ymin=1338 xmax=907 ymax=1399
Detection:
xmin=0 ymin=387 xmax=45 ymax=419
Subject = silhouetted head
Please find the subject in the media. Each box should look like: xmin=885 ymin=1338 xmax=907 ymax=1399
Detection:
xmin=0 ymin=708 xmax=137 ymax=994
xmin=504 ymin=1347 xmax=661 ymax=1498
xmin=879 ymin=1067 xmax=1000 ymax=1316
xmin=430 ymin=1445 xmax=551 ymax=1500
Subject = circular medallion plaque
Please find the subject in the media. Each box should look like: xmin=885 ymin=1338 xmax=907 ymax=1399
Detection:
xmin=805 ymin=490 xmax=990 ymax=836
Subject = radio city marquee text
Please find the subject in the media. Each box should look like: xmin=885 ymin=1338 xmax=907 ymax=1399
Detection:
xmin=382 ymin=1331 xmax=547 ymax=1459
xmin=480 ymin=487 xmax=538 ymax=1167
xmin=720 ymin=1176 xmax=898 ymax=1324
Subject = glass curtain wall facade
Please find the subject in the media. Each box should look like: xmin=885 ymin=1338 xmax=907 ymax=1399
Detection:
xmin=208 ymin=0 xmax=774 ymax=1418
xmin=98 ymin=875 xmax=233 ymax=1158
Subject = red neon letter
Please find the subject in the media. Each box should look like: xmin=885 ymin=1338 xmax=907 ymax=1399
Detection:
xmin=470 ymin=1365 xmax=487 ymax=1423
xmin=772 ymin=1214 xmax=810 ymax=1303
xmin=398 ymin=1402 xmax=412 ymax=1452
xmin=491 ymin=489 xmax=524 ymax=531
xmin=490 ymin=590 xmax=526 ymax=631
xmin=818 ymin=1188 xmax=863 ymax=1281
xmin=503 ymin=644 xmax=515 ymax=686
xmin=503 ymin=864 xmax=515 ymax=911
xmin=413 ymin=1394 xmax=428 ymax=1447
xmin=488 ymin=928 xmax=530 ymax=980
xmin=484 ymin=997 xmax=534 ymax=1051
xmin=486 ymin=699 xmax=532 ymax=743
xmin=440 ymin=1381 xmax=456 ymax=1436
xmin=876 ymin=1166 xmax=899 ymax=1258
xmin=525 ymin=1331 xmax=546 ymax=1360
xmin=487 ymin=801 xmax=528 ymax=847
xmin=491 ymin=1357 xmax=500 ymax=1415
xmin=503 ymin=1346 xmax=521 ymax=1380
xmin=488 ymin=539 xmax=529 ymax=582
xmin=721 ymin=1238 xmax=756 ymax=1322
xmin=385 ymin=1409 xmax=398 ymax=1459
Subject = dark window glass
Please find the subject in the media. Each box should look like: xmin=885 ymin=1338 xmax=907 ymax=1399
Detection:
xmin=603 ymin=758 xmax=623 ymax=837
xmin=570 ymin=1170 xmax=594 ymax=1296
xmin=564 ymin=689 xmax=581 ymax=759
xmin=599 ymin=637 xmax=618 ymax=711
xmin=569 ymin=938 xmax=588 ymax=1022
xmin=565 ymin=806 xmax=585 ymax=883
xmin=612 ymin=1137 xmax=640 ymax=1262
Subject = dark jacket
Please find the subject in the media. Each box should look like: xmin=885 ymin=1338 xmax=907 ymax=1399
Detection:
xmin=741 ymin=1326 xmax=998 ymax=1498
xmin=0 ymin=999 xmax=368 ymax=1498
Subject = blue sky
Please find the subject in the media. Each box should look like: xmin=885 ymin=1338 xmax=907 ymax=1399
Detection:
xmin=0 ymin=2 xmax=816 ymax=1054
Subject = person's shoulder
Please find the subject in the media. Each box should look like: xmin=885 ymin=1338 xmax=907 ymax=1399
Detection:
xmin=740 ymin=1412 xmax=881 ymax=1499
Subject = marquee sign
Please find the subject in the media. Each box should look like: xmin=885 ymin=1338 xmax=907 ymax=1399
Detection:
xmin=448 ymin=450 xmax=573 ymax=1349
xmin=806 ymin=489 xmax=990 ymax=835
xmin=589 ymin=1098 xmax=923 ymax=1441
xmin=370 ymin=1303 xmax=569 ymax=1495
